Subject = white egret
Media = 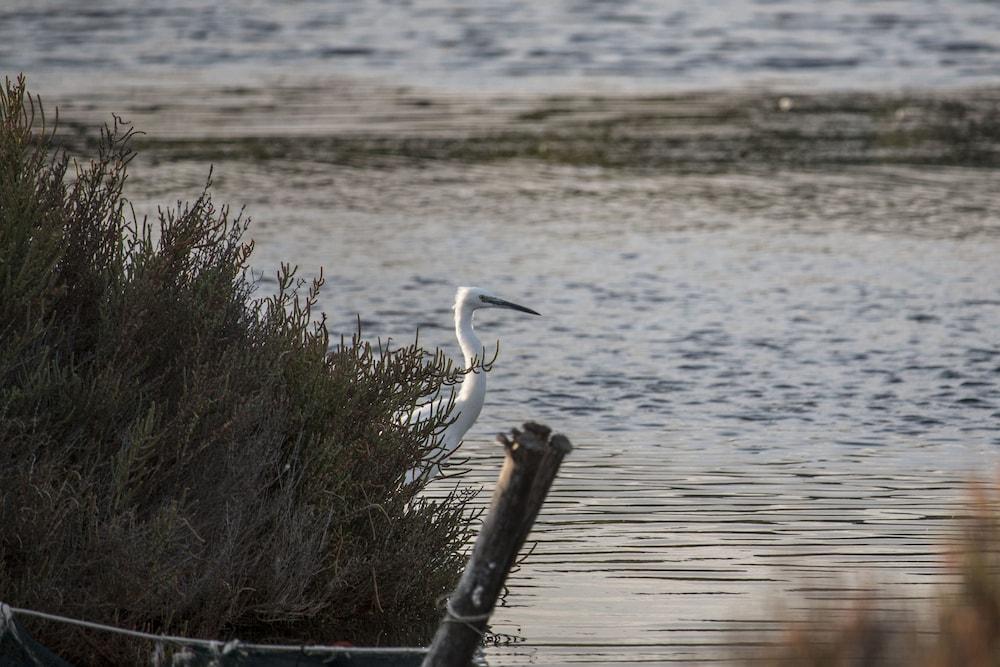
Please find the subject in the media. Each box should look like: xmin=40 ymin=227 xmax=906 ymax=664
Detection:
xmin=404 ymin=286 xmax=540 ymax=484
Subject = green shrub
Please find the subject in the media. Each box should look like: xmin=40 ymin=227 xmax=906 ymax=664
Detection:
xmin=0 ymin=75 xmax=473 ymax=665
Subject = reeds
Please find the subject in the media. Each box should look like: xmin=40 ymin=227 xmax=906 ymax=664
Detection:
xmin=743 ymin=480 xmax=1000 ymax=666
xmin=0 ymin=75 xmax=473 ymax=665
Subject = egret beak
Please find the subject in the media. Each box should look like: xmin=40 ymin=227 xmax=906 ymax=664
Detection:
xmin=482 ymin=295 xmax=540 ymax=316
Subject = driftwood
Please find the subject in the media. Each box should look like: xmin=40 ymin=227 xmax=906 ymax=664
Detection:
xmin=422 ymin=422 xmax=573 ymax=667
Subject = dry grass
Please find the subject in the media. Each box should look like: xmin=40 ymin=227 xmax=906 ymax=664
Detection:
xmin=742 ymin=480 xmax=1000 ymax=667
xmin=0 ymin=75 xmax=475 ymax=665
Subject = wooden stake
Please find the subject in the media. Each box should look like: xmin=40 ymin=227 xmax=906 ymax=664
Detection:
xmin=422 ymin=422 xmax=572 ymax=667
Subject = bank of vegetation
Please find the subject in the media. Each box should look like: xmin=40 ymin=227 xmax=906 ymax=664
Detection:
xmin=0 ymin=75 xmax=472 ymax=665
xmin=130 ymin=89 xmax=1000 ymax=171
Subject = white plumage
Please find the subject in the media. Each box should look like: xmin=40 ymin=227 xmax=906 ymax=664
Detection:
xmin=404 ymin=286 xmax=539 ymax=484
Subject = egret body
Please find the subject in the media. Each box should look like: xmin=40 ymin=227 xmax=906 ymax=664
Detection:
xmin=405 ymin=286 xmax=539 ymax=484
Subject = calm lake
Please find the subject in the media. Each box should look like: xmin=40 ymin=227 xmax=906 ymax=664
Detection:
xmin=5 ymin=1 xmax=1000 ymax=664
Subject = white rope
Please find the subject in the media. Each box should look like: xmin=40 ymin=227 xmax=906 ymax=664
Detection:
xmin=444 ymin=599 xmax=492 ymax=624
xmin=1 ymin=603 xmax=425 ymax=656
xmin=443 ymin=597 xmax=493 ymax=638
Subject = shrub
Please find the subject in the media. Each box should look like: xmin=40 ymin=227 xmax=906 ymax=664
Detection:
xmin=0 ymin=75 xmax=474 ymax=665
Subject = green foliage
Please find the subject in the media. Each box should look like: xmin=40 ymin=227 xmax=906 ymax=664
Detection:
xmin=0 ymin=75 xmax=474 ymax=665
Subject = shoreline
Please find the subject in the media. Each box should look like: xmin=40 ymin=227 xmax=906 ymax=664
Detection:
xmin=38 ymin=79 xmax=1000 ymax=171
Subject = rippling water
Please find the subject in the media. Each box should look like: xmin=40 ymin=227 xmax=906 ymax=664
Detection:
xmin=171 ymin=158 xmax=999 ymax=451
xmin=4 ymin=0 xmax=1000 ymax=92
xmin=459 ymin=435 xmax=969 ymax=665
xmin=121 ymin=150 xmax=999 ymax=663
xmin=6 ymin=1 xmax=1000 ymax=663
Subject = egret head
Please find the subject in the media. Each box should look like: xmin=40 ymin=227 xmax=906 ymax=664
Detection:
xmin=454 ymin=286 xmax=540 ymax=316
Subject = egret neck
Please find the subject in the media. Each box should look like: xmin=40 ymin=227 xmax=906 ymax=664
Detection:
xmin=452 ymin=299 xmax=487 ymax=439
xmin=403 ymin=286 xmax=538 ymax=485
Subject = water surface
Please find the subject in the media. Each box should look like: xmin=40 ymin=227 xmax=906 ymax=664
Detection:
xmin=112 ymin=122 xmax=1000 ymax=663
xmin=6 ymin=2 xmax=1000 ymax=661
xmin=5 ymin=0 xmax=1000 ymax=93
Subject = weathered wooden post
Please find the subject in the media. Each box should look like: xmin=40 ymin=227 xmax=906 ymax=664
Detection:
xmin=422 ymin=422 xmax=572 ymax=667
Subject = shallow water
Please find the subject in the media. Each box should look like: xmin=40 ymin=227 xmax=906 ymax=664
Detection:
xmin=7 ymin=2 xmax=1000 ymax=662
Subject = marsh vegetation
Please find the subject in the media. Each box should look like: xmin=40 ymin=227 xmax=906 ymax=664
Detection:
xmin=0 ymin=76 xmax=475 ymax=665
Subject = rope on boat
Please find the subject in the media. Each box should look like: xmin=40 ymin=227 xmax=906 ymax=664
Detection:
xmin=1 ymin=602 xmax=425 ymax=656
